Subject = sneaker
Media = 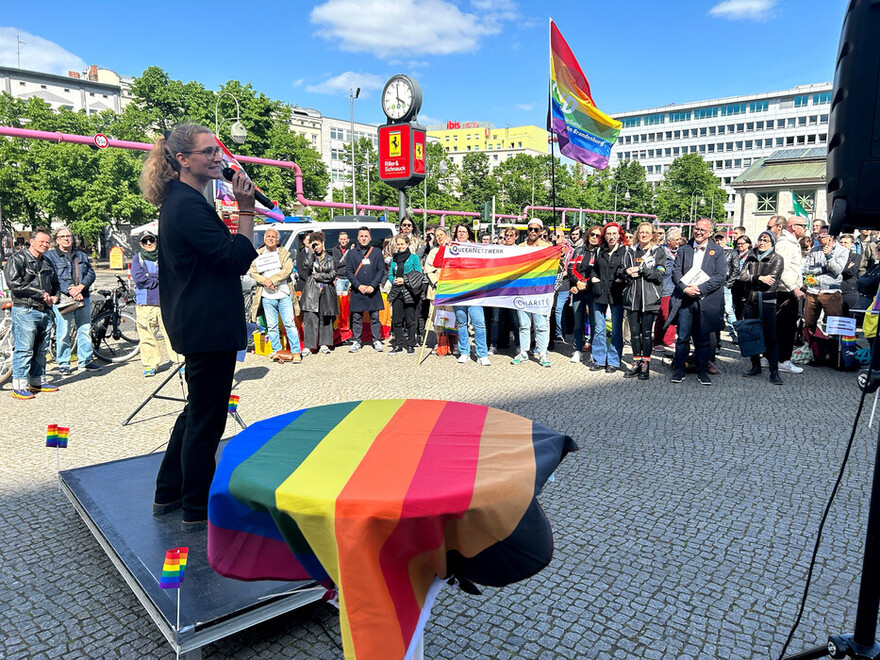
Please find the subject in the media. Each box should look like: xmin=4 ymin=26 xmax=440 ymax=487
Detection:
xmin=28 ymin=382 xmax=59 ymax=393
xmin=57 ymin=366 xmax=71 ymax=376
xmin=389 ymin=346 xmax=405 ymax=355
xmin=570 ymin=350 xmax=582 ymax=364
xmin=301 ymin=348 xmax=312 ymax=357
xmin=292 ymin=353 xmax=302 ymax=363
xmin=458 ymin=354 xmax=472 ymax=364
xmin=349 ymin=341 xmax=361 ymax=353
xmin=478 ymin=356 xmax=491 ymax=366
xmin=697 ymin=373 xmax=712 ymax=386
xmin=670 ymin=370 xmax=685 ymax=383
xmin=406 ymin=347 xmax=415 ymax=355
xmin=761 ymin=357 xmax=769 ymax=368
xmin=319 ymin=345 xmax=331 ymax=354
xmin=510 ymin=352 xmax=529 ymax=365
xmin=144 ymin=368 xmax=156 ymax=377
xmin=778 ymin=360 xmax=804 ymax=374
xmin=373 ymin=341 xmax=384 ymax=352
xmin=589 ymin=363 xmax=604 ymax=372
xmin=539 ymin=354 xmax=551 ymax=368
xmin=488 ymin=346 xmax=497 ymax=355
xmin=663 ymin=344 xmax=676 ymax=353
xmin=78 ymin=362 xmax=101 ymax=372
xmin=12 ymin=388 xmax=35 ymax=400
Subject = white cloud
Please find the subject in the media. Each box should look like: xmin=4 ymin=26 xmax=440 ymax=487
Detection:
xmin=709 ymin=0 xmax=776 ymax=20
xmin=516 ymin=103 xmax=534 ymax=111
xmin=418 ymin=113 xmax=443 ymax=126
xmin=292 ymin=78 xmax=304 ymax=88
xmin=305 ymin=71 xmax=384 ymax=97
xmin=0 ymin=27 xmax=87 ymax=75
xmin=310 ymin=0 xmax=517 ymax=58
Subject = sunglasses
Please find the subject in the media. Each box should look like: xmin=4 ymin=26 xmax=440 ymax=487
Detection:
xmin=589 ymin=232 xmax=601 ymax=237
xmin=141 ymin=237 xmax=156 ymax=245
xmin=528 ymin=227 xmax=540 ymax=232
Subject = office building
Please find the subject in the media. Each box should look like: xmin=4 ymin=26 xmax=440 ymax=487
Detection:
xmin=611 ymin=83 xmax=832 ymax=219
xmin=0 ymin=64 xmax=133 ymax=114
xmin=427 ymin=122 xmax=548 ymax=168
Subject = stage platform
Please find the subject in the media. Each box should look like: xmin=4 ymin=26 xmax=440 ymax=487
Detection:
xmin=59 ymin=448 xmax=325 ymax=659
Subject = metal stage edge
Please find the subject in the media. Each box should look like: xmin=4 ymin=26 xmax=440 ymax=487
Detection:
xmin=59 ymin=465 xmax=325 ymax=659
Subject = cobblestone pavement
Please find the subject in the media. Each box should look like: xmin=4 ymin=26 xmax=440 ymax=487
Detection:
xmin=0 ymin=314 xmax=874 ymax=659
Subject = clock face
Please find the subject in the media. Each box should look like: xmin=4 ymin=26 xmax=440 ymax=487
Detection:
xmin=381 ymin=75 xmax=421 ymax=122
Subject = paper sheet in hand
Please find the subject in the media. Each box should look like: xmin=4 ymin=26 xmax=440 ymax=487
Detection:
xmin=680 ymin=266 xmax=710 ymax=288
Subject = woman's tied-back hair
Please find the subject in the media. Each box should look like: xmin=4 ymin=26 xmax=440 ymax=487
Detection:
xmin=140 ymin=123 xmax=213 ymax=206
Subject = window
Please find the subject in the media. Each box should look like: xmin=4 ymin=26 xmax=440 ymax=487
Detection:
xmin=737 ymin=123 xmax=744 ymax=133
xmin=794 ymin=191 xmax=815 ymax=212
xmin=787 ymin=117 xmax=796 ymax=127
xmin=794 ymin=95 xmax=810 ymax=107
xmin=700 ymin=127 xmax=707 ymax=136
xmin=674 ymin=130 xmax=681 ymax=139
xmin=694 ymin=107 xmax=718 ymax=119
xmin=726 ymin=142 xmax=734 ymax=151
xmin=707 ymin=144 xmax=715 ymax=153
xmin=718 ymin=126 xmax=725 ymax=135
xmin=720 ymin=103 xmax=746 ymax=116
xmin=796 ymin=135 xmax=805 ymax=145
xmin=798 ymin=116 xmax=807 ymax=126
xmin=646 ymin=165 xmax=653 ymax=174
xmin=474 ymin=145 xmax=479 ymax=150
xmin=645 ymin=113 xmax=665 ymax=125
xmin=776 ymin=137 xmax=784 ymax=146
xmin=765 ymin=138 xmax=773 ymax=147
xmin=724 ymin=159 xmax=732 ymax=168
xmin=745 ymin=140 xmax=753 ymax=149
xmin=786 ymin=136 xmax=795 ymax=146
xmin=445 ymin=136 xmax=449 ymax=141
xmin=466 ymin=134 xmax=471 ymax=139
xmin=819 ymin=133 xmax=827 ymax=142
xmin=691 ymin=129 xmax=698 ymax=138
xmin=813 ymin=92 xmax=832 ymax=105
xmin=666 ymin=131 xmax=673 ymax=139
xmin=820 ymin=114 xmax=829 ymax=123
xmin=699 ymin=144 xmax=706 ymax=153
xmin=716 ymin=143 xmax=723 ymax=152
xmin=756 ymin=121 xmax=764 ymax=129
xmin=746 ymin=122 xmax=754 ymax=131
xmin=716 ymin=160 xmax=723 ymax=169
xmin=734 ymin=159 xmax=742 ymax=167
xmin=777 ymin=119 xmax=785 ymax=128
xmin=331 ymin=148 xmax=345 ymax=160
xmin=648 ymin=149 xmax=655 ymax=157
xmin=622 ymin=117 xmax=642 ymax=128
xmin=673 ymin=147 xmax=680 ymax=156
xmin=709 ymin=126 xmax=716 ymax=135
xmin=749 ymin=100 xmax=769 ymax=113
xmin=744 ymin=158 xmax=751 ymax=166
xmin=756 ymin=192 xmax=776 ymax=213
xmin=809 ymin=115 xmax=818 ymax=125
xmin=735 ymin=141 xmax=743 ymax=150
xmin=665 ymin=148 xmax=672 ymax=156
xmin=670 ymin=111 xmax=691 ymax=122
xmin=807 ymin=135 xmax=816 ymax=144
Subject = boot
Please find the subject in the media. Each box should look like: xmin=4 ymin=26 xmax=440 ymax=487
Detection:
xmin=743 ymin=364 xmax=762 ymax=377
xmin=623 ymin=360 xmax=641 ymax=379
xmin=638 ymin=359 xmax=650 ymax=380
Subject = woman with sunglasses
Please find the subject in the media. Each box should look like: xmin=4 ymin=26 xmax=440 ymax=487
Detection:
xmin=552 ymin=226 xmax=582 ymax=347
xmin=588 ymin=222 xmax=628 ymax=373
xmin=739 ymin=231 xmax=784 ymax=384
xmin=130 ymin=230 xmax=182 ymax=377
xmin=140 ymin=123 xmax=257 ymax=530
xmin=398 ymin=216 xmax=423 ymax=258
xmin=622 ymin=222 xmax=666 ymax=380
xmin=569 ymin=224 xmax=603 ymax=362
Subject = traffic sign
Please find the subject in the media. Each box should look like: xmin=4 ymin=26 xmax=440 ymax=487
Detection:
xmin=94 ymin=133 xmax=109 ymax=149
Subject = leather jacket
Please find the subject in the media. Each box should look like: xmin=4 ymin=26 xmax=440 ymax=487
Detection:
xmin=2 ymin=248 xmax=60 ymax=309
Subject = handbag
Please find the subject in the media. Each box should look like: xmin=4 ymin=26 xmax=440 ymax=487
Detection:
xmin=56 ymin=295 xmax=84 ymax=315
xmin=732 ymin=292 xmax=765 ymax=358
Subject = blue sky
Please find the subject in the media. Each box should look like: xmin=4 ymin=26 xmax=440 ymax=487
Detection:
xmin=0 ymin=0 xmax=846 ymax=128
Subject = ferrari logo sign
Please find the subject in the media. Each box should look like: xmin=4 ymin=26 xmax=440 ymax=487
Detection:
xmin=389 ymin=131 xmax=401 ymax=157
xmin=415 ymin=143 xmax=423 ymax=161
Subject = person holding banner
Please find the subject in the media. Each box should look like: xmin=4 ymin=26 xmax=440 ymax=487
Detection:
xmin=140 ymin=123 xmax=257 ymax=530
xmin=451 ymin=224 xmax=491 ymax=366
xmin=589 ymin=222 xmax=628 ymax=373
xmin=424 ymin=226 xmax=454 ymax=356
xmin=622 ymin=222 xmax=667 ymax=380
xmin=511 ymin=219 xmax=552 ymax=368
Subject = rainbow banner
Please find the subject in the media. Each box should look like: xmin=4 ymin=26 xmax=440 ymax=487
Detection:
xmin=548 ymin=19 xmax=621 ymax=169
xmin=213 ymin=137 xmax=284 ymax=222
xmin=208 ymin=400 xmax=576 ymax=660
xmin=433 ymin=242 xmax=563 ymax=315
xmin=46 ymin=424 xmax=58 ymax=448
xmin=159 ymin=546 xmax=188 ymax=589
xmin=228 ymin=395 xmax=240 ymax=413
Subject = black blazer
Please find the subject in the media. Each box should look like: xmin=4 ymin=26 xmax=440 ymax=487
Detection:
xmin=158 ymin=179 xmax=258 ymax=354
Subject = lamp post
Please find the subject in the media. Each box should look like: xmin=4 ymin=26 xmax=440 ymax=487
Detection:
xmin=350 ymin=87 xmax=360 ymax=215
xmin=613 ymin=181 xmax=631 ymax=215
xmin=423 ymin=159 xmax=449 ymax=234
xmin=690 ymin=190 xmax=702 ymax=224
xmin=214 ymin=92 xmax=247 ymax=145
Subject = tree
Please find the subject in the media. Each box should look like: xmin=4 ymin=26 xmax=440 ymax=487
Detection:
xmin=458 ymin=152 xmax=497 ymax=212
xmin=655 ymin=154 xmax=726 ymax=227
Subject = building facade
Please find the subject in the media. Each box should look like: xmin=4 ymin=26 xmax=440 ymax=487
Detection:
xmin=611 ymin=83 xmax=832 ymax=220
xmin=0 ymin=65 xmax=133 ymax=114
xmin=729 ymin=147 xmax=826 ymax=238
xmin=427 ymin=122 xmax=548 ymax=168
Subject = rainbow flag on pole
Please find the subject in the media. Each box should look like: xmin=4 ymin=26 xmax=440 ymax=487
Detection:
xmin=548 ymin=19 xmax=621 ymax=169
xmin=47 ymin=425 xmax=68 ymax=448
xmin=208 ymin=400 xmax=576 ymax=660
xmin=433 ymin=242 xmax=563 ymax=315
xmin=159 ymin=547 xmax=188 ymax=589
xmin=228 ymin=395 xmax=240 ymax=414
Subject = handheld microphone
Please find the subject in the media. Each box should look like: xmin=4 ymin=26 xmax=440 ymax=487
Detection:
xmin=221 ymin=167 xmax=274 ymax=210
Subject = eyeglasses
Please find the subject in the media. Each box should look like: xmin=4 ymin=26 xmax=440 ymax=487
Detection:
xmin=182 ymin=146 xmax=222 ymax=158
xmin=57 ymin=234 xmax=73 ymax=240
xmin=792 ymin=223 xmax=807 ymax=228
xmin=401 ymin=223 xmax=413 ymax=228
xmin=140 ymin=237 xmax=156 ymax=245
xmin=528 ymin=227 xmax=540 ymax=232
xmin=589 ymin=232 xmax=601 ymax=238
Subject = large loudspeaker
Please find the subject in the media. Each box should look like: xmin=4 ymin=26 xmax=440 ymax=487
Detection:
xmin=827 ymin=0 xmax=880 ymax=235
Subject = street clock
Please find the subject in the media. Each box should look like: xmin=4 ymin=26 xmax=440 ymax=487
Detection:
xmin=381 ymin=74 xmax=422 ymax=122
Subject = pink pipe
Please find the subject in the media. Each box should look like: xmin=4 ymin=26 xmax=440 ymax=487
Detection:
xmin=522 ymin=204 xmax=658 ymax=222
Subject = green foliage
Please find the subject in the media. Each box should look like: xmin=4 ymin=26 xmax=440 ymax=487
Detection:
xmin=654 ymin=154 xmax=726 ymax=226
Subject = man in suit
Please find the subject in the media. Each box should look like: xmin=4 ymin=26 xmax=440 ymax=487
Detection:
xmin=668 ymin=217 xmax=727 ymax=385
xmin=345 ymin=226 xmax=387 ymax=352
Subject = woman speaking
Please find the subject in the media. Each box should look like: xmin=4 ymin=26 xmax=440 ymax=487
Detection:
xmin=140 ymin=123 xmax=258 ymax=530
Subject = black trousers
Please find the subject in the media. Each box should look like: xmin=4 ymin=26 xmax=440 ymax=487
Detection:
xmin=391 ymin=298 xmax=418 ymax=348
xmin=155 ymin=350 xmax=237 ymax=521
xmin=627 ymin=310 xmax=656 ymax=359
xmin=776 ymin=291 xmax=799 ymax=363
xmin=745 ymin=300 xmax=779 ymax=371
xmin=351 ymin=310 xmax=381 ymax=343
xmin=303 ymin=310 xmax=334 ymax=349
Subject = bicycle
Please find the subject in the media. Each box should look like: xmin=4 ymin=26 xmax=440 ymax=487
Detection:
xmin=0 ymin=299 xmax=12 ymax=384
xmin=90 ymin=275 xmax=140 ymax=363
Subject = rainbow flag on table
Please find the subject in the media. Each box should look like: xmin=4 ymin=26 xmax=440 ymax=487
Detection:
xmin=159 ymin=546 xmax=188 ymax=589
xmin=228 ymin=395 xmax=239 ymax=413
xmin=548 ymin=19 xmax=621 ymax=169
xmin=433 ymin=242 xmax=563 ymax=315
xmin=208 ymin=400 xmax=576 ymax=660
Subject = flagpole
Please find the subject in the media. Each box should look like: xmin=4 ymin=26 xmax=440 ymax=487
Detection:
xmin=550 ymin=136 xmax=558 ymax=232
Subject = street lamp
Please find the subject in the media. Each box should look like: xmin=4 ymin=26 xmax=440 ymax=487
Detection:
xmin=214 ymin=92 xmax=247 ymax=144
xmin=613 ymin=181 xmax=631 ymax=215
xmin=350 ymin=87 xmax=360 ymax=215
xmin=690 ymin=190 xmax=702 ymax=224
xmin=423 ymin=159 xmax=449 ymax=233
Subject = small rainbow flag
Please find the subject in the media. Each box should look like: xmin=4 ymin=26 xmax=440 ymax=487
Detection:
xmin=46 ymin=424 xmax=58 ymax=447
xmin=57 ymin=427 xmax=69 ymax=449
xmin=159 ymin=546 xmax=189 ymax=589
xmin=434 ymin=242 xmax=562 ymax=315
xmin=228 ymin=395 xmax=240 ymax=413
